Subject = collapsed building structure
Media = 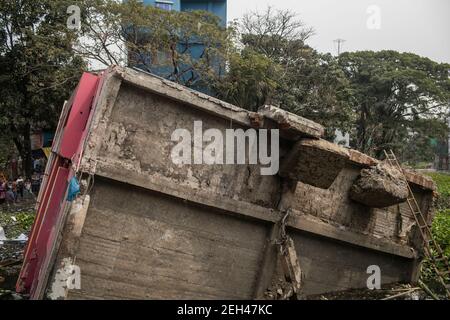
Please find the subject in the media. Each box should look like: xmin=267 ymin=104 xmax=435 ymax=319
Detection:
xmin=17 ymin=66 xmax=437 ymax=300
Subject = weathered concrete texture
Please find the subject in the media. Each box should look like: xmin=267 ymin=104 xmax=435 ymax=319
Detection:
xmin=404 ymin=170 xmax=436 ymax=191
xmin=66 ymin=178 xmax=268 ymax=300
xmin=260 ymin=227 xmax=414 ymax=297
xmin=95 ymin=83 xmax=281 ymax=208
xmin=350 ymin=163 xmax=409 ymax=208
xmin=348 ymin=149 xmax=378 ymax=167
xmin=289 ymin=230 xmax=413 ymax=295
xmin=291 ymin=164 xmax=433 ymax=246
xmin=258 ymin=105 xmax=324 ymax=139
xmin=55 ymin=178 xmax=414 ymax=299
xmin=40 ymin=67 xmax=437 ymax=299
xmin=280 ymin=138 xmax=350 ymax=189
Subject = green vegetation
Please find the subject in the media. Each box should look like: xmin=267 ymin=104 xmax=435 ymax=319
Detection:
xmin=0 ymin=0 xmax=86 ymax=178
xmin=0 ymin=210 xmax=35 ymax=239
xmin=427 ymin=172 xmax=450 ymax=209
xmin=422 ymin=172 xmax=450 ymax=290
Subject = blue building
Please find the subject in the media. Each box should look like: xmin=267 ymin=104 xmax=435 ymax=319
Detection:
xmin=132 ymin=0 xmax=227 ymax=92
xmin=141 ymin=0 xmax=227 ymax=26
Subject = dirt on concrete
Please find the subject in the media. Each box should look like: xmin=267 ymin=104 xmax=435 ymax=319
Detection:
xmin=306 ymin=283 xmax=430 ymax=300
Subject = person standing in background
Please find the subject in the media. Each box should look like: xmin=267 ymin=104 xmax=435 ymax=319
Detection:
xmin=11 ymin=180 xmax=17 ymax=202
xmin=25 ymin=179 xmax=34 ymax=199
xmin=6 ymin=181 xmax=15 ymax=207
xmin=16 ymin=176 xmax=24 ymax=200
xmin=0 ymin=179 xmax=6 ymax=206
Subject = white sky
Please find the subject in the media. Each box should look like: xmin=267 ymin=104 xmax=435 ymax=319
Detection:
xmin=227 ymin=0 xmax=450 ymax=63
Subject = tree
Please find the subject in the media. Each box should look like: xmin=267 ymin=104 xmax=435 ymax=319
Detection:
xmin=401 ymin=118 xmax=448 ymax=166
xmin=213 ymin=49 xmax=281 ymax=111
xmin=339 ymin=51 xmax=450 ymax=157
xmin=0 ymin=0 xmax=85 ymax=178
xmin=218 ymin=7 xmax=353 ymax=135
xmin=75 ymin=0 xmax=233 ymax=89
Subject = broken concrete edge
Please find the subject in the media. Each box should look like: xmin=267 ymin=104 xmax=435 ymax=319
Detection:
xmin=335 ymin=148 xmax=434 ymax=192
xmin=403 ymin=171 xmax=436 ymax=192
xmin=280 ymin=138 xmax=350 ymax=189
xmin=90 ymin=160 xmax=417 ymax=260
xmin=253 ymin=224 xmax=281 ymax=299
xmin=283 ymin=139 xmax=435 ymax=192
xmin=258 ymin=105 xmax=325 ymax=139
xmin=342 ymin=149 xmax=435 ymax=192
xmin=88 ymin=67 xmax=434 ymax=193
xmin=110 ymin=67 xmax=325 ymax=141
xmin=79 ymin=67 xmax=123 ymax=175
xmin=78 ymin=65 xmax=435 ymax=194
xmin=288 ymin=211 xmax=418 ymax=259
xmin=47 ymin=257 xmax=76 ymax=300
xmin=295 ymin=138 xmax=350 ymax=159
xmin=348 ymin=149 xmax=378 ymax=167
xmin=115 ymin=66 xmax=253 ymax=128
xmin=46 ymin=195 xmax=91 ymax=300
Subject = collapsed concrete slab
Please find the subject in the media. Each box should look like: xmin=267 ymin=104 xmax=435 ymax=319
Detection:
xmin=18 ymin=66 xmax=437 ymax=300
xmin=349 ymin=163 xmax=409 ymax=208
xmin=280 ymin=138 xmax=350 ymax=189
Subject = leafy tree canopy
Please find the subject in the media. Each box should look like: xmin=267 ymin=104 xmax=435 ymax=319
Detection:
xmin=76 ymin=0 xmax=233 ymax=88
xmin=0 ymin=0 xmax=85 ymax=177
xmin=339 ymin=50 xmax=450 ymax=157
xmin=217 ymin=7 xmax=354 ymax=135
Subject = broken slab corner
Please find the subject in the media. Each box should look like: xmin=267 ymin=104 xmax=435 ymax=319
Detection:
xmin=280 ymin=138 xmax=350 ymax=189
xmin=349 ymin=163 xmax=409 ymax=208
xmin=258 ymin=105 xmax=324 ymax=139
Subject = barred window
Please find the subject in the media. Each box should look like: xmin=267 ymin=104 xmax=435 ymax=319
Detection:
xmin=155 ymin=1 xmax=173 ymax=11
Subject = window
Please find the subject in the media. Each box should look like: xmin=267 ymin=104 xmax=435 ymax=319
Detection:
xmin=155 ymin=1 xmax=173 ymax=11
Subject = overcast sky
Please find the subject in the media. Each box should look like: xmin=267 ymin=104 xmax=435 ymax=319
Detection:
xmin=227 ymin=0 xmax=450 ymax=64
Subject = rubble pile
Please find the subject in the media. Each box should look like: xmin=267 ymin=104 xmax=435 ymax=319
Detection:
xmin=0 ymin=200 xmax=35 ymax=300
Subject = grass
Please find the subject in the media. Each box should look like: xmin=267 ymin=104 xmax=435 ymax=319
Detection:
xmin=0 ymin=207 xmax=35 ymax=239
xmin=422 ymin=172 xmax=450 ymax=291
xmin=426 ymin=172 xmax=450 ymax=206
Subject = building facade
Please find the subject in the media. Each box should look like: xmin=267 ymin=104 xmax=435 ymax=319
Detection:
xmin=132 ymin=0 xmax=227 ymax=92
xmin=141 ymin=0 xmax=227 ymax=25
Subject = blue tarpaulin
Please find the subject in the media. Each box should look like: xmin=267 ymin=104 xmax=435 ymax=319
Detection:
xmin=67 ymin=177 xmax=80 ymax=201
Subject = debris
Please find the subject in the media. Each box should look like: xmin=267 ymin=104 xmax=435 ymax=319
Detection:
xmin=277 ymin=211 xmax=303 ymax=299
xmin=306 ymin=283 xmax=428 ymax=300
xmin=0 ymin=226 xmax=6 ymax=245
xmin=0 ymin=259 xmax=21 ymax=267
xmin=419 ymin=280 xmax=440 ymax=300
xmin=14 ymin=234 xmax=28 ymax=242
xmin=381 ymin=287 xmax=420 ymax=300
xmin=279 ymin=236 xmax=302 ymax=299
xmin=350 ymin=162 xmax=409 ymax=207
